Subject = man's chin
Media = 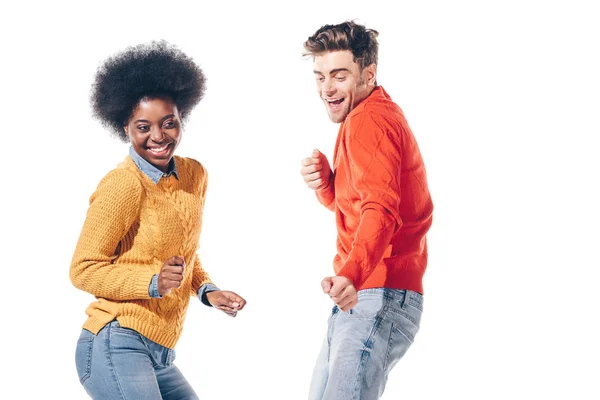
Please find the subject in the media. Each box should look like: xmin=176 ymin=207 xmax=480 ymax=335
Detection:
xmin=327 ymin=111 xmax=345 ymax=124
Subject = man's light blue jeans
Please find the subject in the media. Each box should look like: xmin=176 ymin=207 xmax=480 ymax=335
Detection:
xmin=75 ymin=320 xmax=198 ymax=399
xmin=309 ymin=288 xmax=423 ymax=400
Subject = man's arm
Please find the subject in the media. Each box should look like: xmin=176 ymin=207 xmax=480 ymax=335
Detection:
xmin=336 ymin=114 xmax=403 ymax=289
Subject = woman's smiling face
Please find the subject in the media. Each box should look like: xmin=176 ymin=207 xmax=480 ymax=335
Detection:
xmin=124 ymin=96 xmax=182 ymax=172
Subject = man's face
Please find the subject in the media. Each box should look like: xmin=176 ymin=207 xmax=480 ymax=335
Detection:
xmin=313 ymin=50 xmax=376 ymax=123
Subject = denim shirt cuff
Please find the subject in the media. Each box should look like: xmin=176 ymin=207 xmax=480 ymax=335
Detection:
xmin=149 ymin=274 xmax=162 ymax=298
xmin=198 ymin=283 xmax=220 ymax=307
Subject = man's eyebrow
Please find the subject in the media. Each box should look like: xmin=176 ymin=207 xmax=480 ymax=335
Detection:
xmin=329 ymin=68 xmax=350 ymax=75
xmin=313 ymin=68 xmax=351 ymax=75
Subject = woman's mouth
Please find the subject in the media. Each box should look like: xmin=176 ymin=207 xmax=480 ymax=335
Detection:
xmin=147 ymin=143 xmax=172 ymax=157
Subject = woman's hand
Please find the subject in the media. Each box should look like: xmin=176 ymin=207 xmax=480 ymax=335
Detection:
xmin=206 ymin=291 xmax=246 ymax=317
xmin=158 ymin=256 xmax=185 ymax=296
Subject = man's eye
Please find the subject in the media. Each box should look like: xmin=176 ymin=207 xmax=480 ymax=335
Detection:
xmin=335 ymin=76 xmax=346 ymax=82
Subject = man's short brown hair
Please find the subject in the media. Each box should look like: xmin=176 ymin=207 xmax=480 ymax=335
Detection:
xmin=303 ymin=21 xmax=379 ymax=70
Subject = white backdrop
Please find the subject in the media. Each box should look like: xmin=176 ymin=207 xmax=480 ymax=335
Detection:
xmin=1 ymin=0 xmax=599 ymax=399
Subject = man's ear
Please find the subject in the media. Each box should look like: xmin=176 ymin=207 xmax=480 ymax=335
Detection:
xmin=365 ymin=63 xmax=377 ymax=86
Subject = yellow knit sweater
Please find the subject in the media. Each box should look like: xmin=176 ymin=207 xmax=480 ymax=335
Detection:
xmin=70 ymin=155 xmax=213 ymax=349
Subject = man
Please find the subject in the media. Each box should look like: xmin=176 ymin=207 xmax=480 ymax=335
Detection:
xmin=300 ymin=21 xmax=434 ymax=399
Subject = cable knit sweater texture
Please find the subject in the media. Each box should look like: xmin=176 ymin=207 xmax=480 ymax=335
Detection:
xmin=71 ymin=155 xmax=213 ymax=349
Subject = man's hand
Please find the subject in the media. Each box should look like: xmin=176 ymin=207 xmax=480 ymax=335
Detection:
xmin=301 ymin=149 xmax=332 ymax=190
xmin=158 ymin=256 xmax=186 ymax=296
xmin=322 ymin=276 xmax=357 ymax=312
xmin=206 ymin=290 xmax=247 ymax=317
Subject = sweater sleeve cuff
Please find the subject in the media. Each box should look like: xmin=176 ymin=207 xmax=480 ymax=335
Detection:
xmin=315 ymin=175 xmax=335 ymax=210
xmin=336 ymin=261 xmax=363 ymax=291
xmin=197 ymin=283 xmax=220 ymax=307
xmin=135 ymin=270 xmax=157 ymax=299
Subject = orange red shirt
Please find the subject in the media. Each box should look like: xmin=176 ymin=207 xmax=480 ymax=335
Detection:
xmin=316 ymin=86 xmax=433 ymax=294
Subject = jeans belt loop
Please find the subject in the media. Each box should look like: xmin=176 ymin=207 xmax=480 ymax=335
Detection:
xmin=401 ymin=290 xmax=409 ymax=310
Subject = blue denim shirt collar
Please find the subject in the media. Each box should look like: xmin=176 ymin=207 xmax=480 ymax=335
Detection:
xmin=129 ymin=146 xmax=179 ymax=184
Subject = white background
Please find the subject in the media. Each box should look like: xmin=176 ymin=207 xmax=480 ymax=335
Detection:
xmin=1 ymin=0 xmax=599 ymax=399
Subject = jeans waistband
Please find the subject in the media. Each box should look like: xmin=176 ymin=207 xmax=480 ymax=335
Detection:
xmin=358 ymin=288 xmax=423 ymax=310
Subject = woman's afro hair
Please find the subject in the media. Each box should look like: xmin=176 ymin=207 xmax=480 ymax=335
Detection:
xmin=90 ymin=40 xmax=206 ymax=141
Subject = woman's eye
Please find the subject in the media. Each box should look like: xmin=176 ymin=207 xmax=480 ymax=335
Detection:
xmin=137 ymin=125 xmax=149 ymax=132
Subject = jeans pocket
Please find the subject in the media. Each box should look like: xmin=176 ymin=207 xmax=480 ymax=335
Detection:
xmin=384 ymin=321 xmax=417 ymax=372
xmin=388 ymin=302 xmax=422 ymax=343
xmin=75 ymin=330 xmax=94 ymax=385
xmin=347 ymin=294 xmax=384 ymax=319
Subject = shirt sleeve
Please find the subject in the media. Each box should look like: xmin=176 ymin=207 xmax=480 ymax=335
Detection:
xmin=336 ymin=113 xmax=403 ymax=289
xmin=149 ymin=274 xmax=162 ymax=298
xmin=70 ymin=169 xmax=156 ymax=300
xmin=197 ymin=283 xmax=220 ymax=307
xmin=315 ymin=173 xmax=336 ymax=211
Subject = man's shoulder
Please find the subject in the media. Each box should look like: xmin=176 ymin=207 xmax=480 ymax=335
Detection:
xmin=352 ymin=87 xmax=404 ymax=120
xmin=347 ymin=100 xmax=407 ymax=133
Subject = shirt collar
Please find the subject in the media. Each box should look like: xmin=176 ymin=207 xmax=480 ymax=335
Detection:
xmin=347 ymin=86 xmax=388 ymax=119
xmin=129 ymin=146 xmax=179 ymax=184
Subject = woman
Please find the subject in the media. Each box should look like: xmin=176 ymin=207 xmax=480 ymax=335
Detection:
xmin=71 ymin=40 xmax=246 ymax=399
